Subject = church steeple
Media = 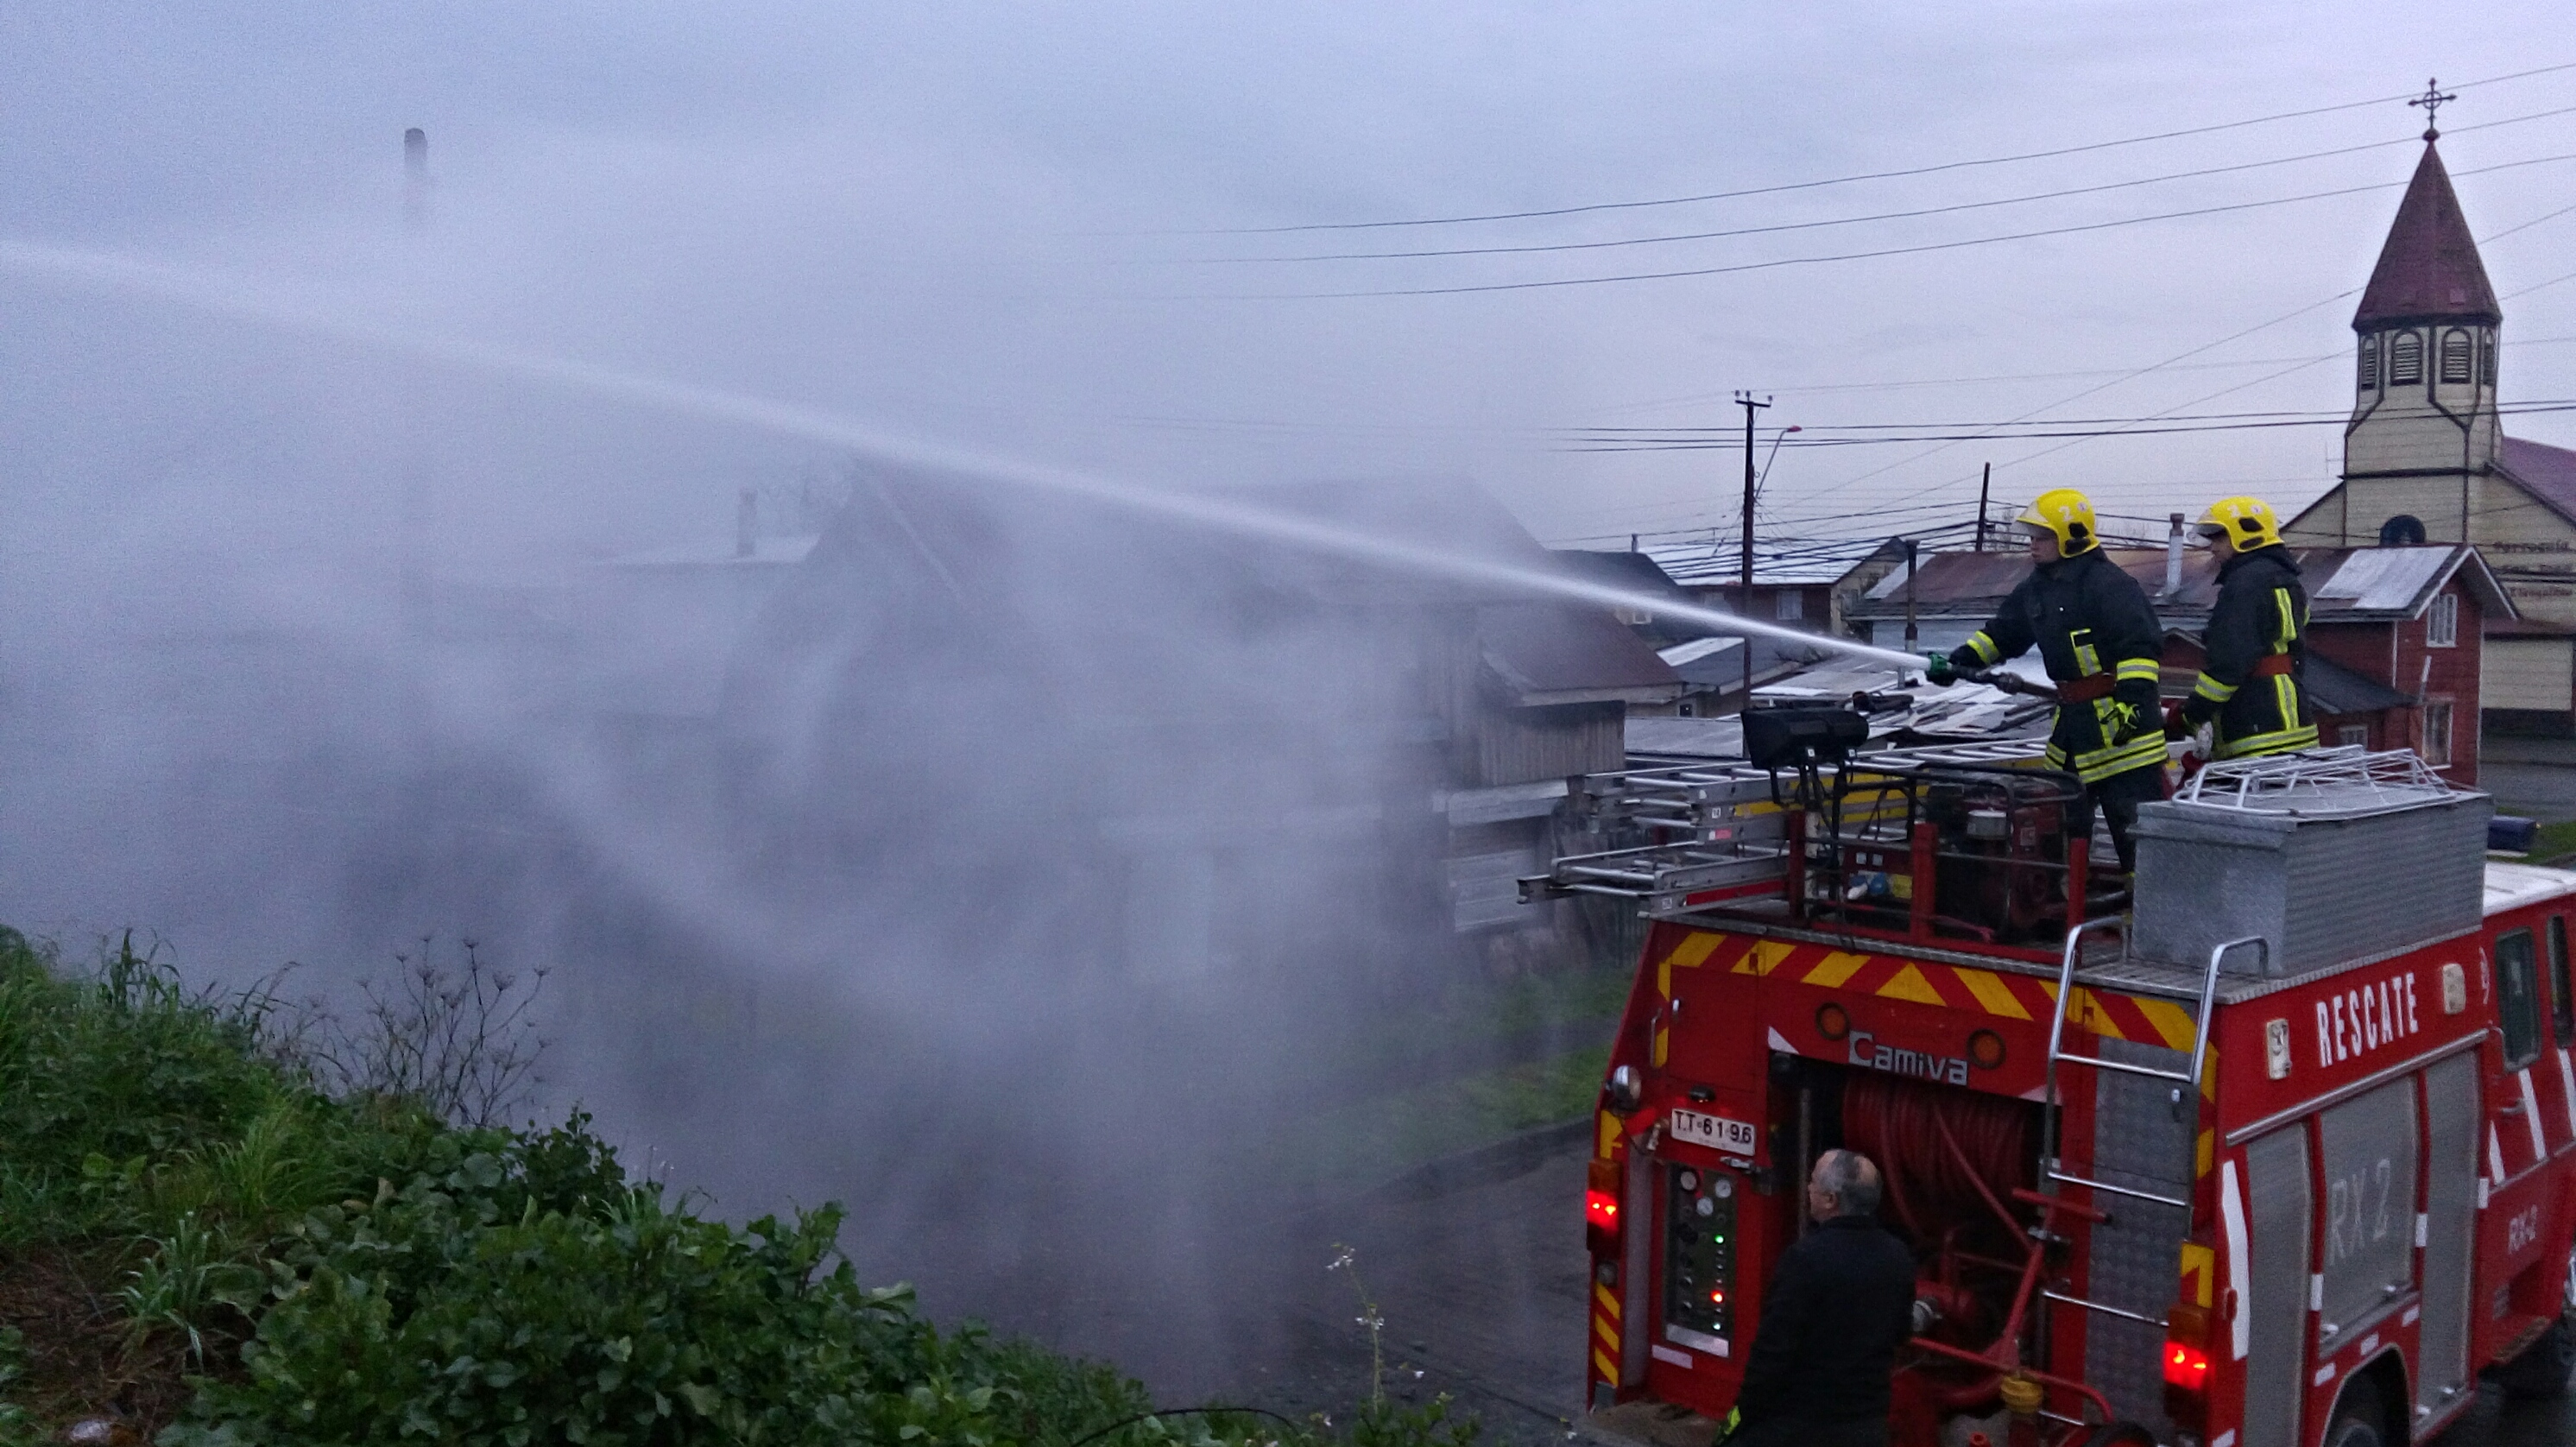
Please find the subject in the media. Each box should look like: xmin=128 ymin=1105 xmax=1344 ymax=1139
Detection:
xmin=2339 ymin=100 xmax=2503 ymax=541
xmin=2352 ymin=137 xmax=2501 ymax=331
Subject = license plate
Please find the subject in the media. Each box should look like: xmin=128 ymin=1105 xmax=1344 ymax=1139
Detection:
xmin=1668 ymin=1107 xmax=1757 ymax=1155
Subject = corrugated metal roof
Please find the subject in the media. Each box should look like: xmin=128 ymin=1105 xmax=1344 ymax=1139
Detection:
xmin=1862 ymin=549 xmax=2040 ymax=603
xmin=1658 ymin=636 xmax=1738 ymax=667
xmin=2309 ymin=547 xmax=2451 ymax=608
xmin=1643 ymin=539 xmax=1892 ymax=587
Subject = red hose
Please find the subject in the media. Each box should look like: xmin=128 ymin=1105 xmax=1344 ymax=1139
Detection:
xmin=1840 ymin=1073 xmax=2035 ymax=1245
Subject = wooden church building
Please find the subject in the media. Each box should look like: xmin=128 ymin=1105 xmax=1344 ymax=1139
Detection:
xmin=2281 ymin=122 xmax=2576 ymax=733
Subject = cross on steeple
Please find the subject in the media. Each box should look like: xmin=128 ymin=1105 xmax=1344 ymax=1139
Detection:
xmin=2409 ymin=77 xmax=2456 ymax=140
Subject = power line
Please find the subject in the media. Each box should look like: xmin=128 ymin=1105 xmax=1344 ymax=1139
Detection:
xmin=1200 ymin=152 xmax=2576 ymax=300
xmin=1711 ymin=191 xmax=2576 ymax=518
xmin=1556 ymin=400 xmax=2576 ymax=452
xmin=1594 ymin=334 xmax=2576 ymax=411
xmin=1184 ymin=104 xmax=2576 ymax=265
xmin=1152 ymin=60 xmax=2576 ymax=236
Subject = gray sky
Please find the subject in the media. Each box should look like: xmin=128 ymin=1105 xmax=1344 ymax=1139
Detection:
xmin=4 ymin=3 xmax=2574 ymax=563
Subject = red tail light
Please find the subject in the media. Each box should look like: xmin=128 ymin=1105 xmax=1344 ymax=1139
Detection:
xmin=2162 ymin=1341 xmax=2210 ymax=1392
xmin=1585 ymin=1189 xmax=1620 ymax=1231
xmin=2162 ymin=1299 xmax=2213 ymax=1432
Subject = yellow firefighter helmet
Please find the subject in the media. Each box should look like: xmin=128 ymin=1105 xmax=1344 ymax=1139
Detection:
xmin=2015 ymin=488 xmax=2099 ymax=556
xmin=2196 ymin=496 xmax=2282 ymax=550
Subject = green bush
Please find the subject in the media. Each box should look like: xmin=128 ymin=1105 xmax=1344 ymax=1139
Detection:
xmin=0 ymin=930 xmax=1481 ymax=1447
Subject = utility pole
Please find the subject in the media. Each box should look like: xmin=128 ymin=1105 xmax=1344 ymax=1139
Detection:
xmin=1904 ymin=539 xmax=1920 ymax=654
xmin=1735 ymin=391 xmax=1771 ymax=709
xmin=1974 ymin=462 xmax=1992 ymax=553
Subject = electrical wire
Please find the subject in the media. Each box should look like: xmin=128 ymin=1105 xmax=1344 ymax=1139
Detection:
xmin=1147 ymin=60 xmax=2576 ymax=236
xmin=1591 ymin=334 xmax=2576 ymax=412
xmin=1709 ymin=198 xmax=2576 ymax=521
xmin=1199 ymin=152 xmax=2576 ymax=300
xmin=1558 ymin=401 xmax=2576 ymax=450
xmin=1182 ymin=104 xmax=2576 ymax=265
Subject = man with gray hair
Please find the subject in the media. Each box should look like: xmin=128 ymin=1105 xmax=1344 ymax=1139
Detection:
xmin=1723 ymin=1149 xmax=1916 ymax=1447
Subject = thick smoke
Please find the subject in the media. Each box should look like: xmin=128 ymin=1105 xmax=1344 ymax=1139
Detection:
xmin=0 ymin=284 xmax=1603 ymax=1385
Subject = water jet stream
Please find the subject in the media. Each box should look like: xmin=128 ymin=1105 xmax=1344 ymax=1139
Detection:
xmin=0 ymin=239 xmax=1933 ymax=672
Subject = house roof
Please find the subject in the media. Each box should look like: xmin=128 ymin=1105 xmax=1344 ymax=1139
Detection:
xmin=2494 ymin=434 xmax=2576 ymax=527
xmin=1643 ymin=536 xmax=1903 ymax=589
xmin=1483 ymin=602 xmax=1683 ymax=705
xmin=1655 ymin=634 xmax=1830 ymax=691
xmin=1553 ymin=549 xmax=1692 ymax=598
xmin=2299 ymin=651 xmax=2414 ymax=715
xmin=2489 ymin=616 xmax=2576 ymax=640
xmin=1844 ymin=544 xmax=2513 ymax=626
xmin=2353 ymin=139 xmax=2500 ymax=330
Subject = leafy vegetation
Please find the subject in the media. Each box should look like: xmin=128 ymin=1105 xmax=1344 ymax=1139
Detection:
xmin=0 ymin=927 xmax=1477 ymax=1446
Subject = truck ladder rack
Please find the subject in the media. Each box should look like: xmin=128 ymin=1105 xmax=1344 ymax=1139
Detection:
xmin=2038 ymin=922 xmax=2258 ymax=1215
xmin=1520 ymin=738 xmax=2054 ymax=908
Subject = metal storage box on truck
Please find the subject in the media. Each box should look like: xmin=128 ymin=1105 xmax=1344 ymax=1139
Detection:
xmin=2130 ymin=752 xmax=2491 ymax=977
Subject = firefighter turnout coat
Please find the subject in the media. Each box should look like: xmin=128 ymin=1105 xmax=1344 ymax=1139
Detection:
xmin=1951 ymin=550 xmax=2166 ymax=785
xmin=2181 ymin=543 xmax=2317 ymax=761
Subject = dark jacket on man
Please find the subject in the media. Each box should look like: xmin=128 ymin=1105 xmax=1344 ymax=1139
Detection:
xmin=2181 ymin=543 xmax=2317 ymax=760
xmin=1948 ymin=548 xmax=2167 ymax=787
xmin=1732 ymin=1213 xmax=1916 ymax=1441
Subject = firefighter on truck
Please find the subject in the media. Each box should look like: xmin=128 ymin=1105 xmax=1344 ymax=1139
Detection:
xmin=1924 ymin=487 xmax=2165 ymax=873
xmin=2162 ymin=495 xmax=2319 ymax=761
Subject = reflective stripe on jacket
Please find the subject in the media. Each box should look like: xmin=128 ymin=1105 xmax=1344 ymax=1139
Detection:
xmin=1949 ymin=549 xmax=2168 ymax=784
xmin=2181 ymin=544 xmax=2317 ymax=761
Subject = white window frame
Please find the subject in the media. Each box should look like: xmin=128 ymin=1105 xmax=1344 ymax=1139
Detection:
xmin=1774 ymin=591 xmax=1803 ymax=622
xmin=2336 ymin=723 xmax=2371 ymax=749
xmin=2427 ymin=591 xmax=2459 ymax=648
xmin=2358 ymin=333 xmax=2379 ymax=392
xmin=2422 ymin=698 xmax=2454 ymax=768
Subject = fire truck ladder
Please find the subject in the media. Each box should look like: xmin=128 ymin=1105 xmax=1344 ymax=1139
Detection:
xmin=2035 ymin=921 xmax=2263 ymax=1328
xmin=1519 ymin=739 xmax=2054 ymax=915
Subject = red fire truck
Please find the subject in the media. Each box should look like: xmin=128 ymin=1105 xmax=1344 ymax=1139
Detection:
xmin=1527 ymin=734 xmax=2576 ymax=1447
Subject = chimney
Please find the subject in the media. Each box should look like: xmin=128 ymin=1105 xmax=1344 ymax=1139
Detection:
xmin=736 ymin=489 xmax=758 ymax=559
xmin=403 ymin=128 xmax=429 ymax=233
xmin=2163 ymin=513 xmax=2186 ymax=597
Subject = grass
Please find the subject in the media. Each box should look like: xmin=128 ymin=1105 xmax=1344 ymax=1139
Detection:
xmin=2525 ymin=818 xmax=2576 ymax=864
xmin=0 ymin=926 xmax=1481 ymax=1447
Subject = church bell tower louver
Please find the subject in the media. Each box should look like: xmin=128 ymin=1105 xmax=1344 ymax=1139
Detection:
xmin=2340 ymin=95 xmax=2503 ymax=544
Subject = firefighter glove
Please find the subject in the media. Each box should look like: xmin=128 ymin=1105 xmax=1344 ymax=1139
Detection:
xmin=1923 ymin=652 xmax=1958 ymax=686
xmin=2162 ymin=703 xmax=2192 ymax=740
xmin=2111 ymin=701 xmax=2153 ymax=745
xmin=1718 ymin=1406 xmax=1741 ymax=1443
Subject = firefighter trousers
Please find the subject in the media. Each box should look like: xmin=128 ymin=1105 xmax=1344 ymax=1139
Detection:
xmin=2074 ymin=762 xmax=2163 ymax=875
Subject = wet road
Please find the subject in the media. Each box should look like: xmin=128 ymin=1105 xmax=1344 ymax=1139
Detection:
xmin=1220 ymin=1126 xmax=2575 ymax=1447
